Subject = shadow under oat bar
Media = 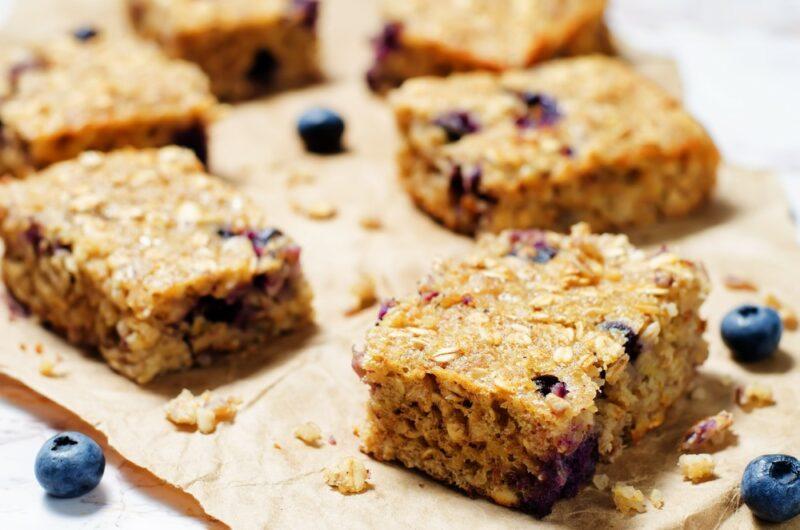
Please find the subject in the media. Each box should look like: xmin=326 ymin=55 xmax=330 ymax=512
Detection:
xmin=366 ymin=0 xmax=612 ymax=93
xmin=390 ymin=56 xmax=720 ymax=234
xmin=128 ymin=0 xmax=321 ymax=101
xmin=354 ymin=224 xmax=709 ymax=516
xmin=0 ymin=31 xmax=217 ymax=177
xmin=0 ymin=147 xmax=313 ymax=383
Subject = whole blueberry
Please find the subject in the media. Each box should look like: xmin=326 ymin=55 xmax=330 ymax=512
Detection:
xmin=721 ymin=305 xmax=782 ymax=362
xmin=73 ymin=26 xmax=99 ymax=42
xmin=741 ymin=455 xmax=800 ymax=523
xmin=35 ymin=432 xmax=105 ymax=498
xmin=297 ymin=107 xmax=345 ymax=154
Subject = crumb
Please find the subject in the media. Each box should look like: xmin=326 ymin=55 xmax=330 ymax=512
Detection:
xmin=722 ymin=275 xmax=757 ymax=291
xmin=359 ymin=215 xmax=383 ymax=230
xmin=328 ymin=435 xmax=337 ymax=446
xmin=690 ymin=386 xmax=708 ymax=401
xmin=352 ymin=425 xmax=361 ymax=437
xmin=323 ymin=457 xmax=371 ymax=494
xmin=344 ymin=273 xmax=378 ymax=315
xmin=678 ymin=454 xmax=716 ymax=483
xmin=285 ymin=170 xmax=316 ymax=188
xmin=165 ymin=389 xmax=242 ymax=434
xmin=418 ymin=483 xmax=425 ymax=488
xmin=649 ymin=489 xmax=665 ymax=509
xmin=612 ymin=483 xmax=647 ymax=515
xmin=294 ymin=421 xmax=323 ymax=447
xmin=764 ymin=293 xmax=798 ymax=331
xmin=592 ymin=473 xmax=610 ymax=491
xmin=680 ymin=410 xmax=734 ymax=452
xmin=273 ymin=442 xmax=282 ymax=450
xmin=735 ymin=383 xmax=775 ymax=410
xmin=292 ymin=199 xmax=338 ymax=220
xmin=34 ymin=342 xmax=43 ymax=354
xmin=19 ymin=343 xmax=27 ymax=351
xmin=38 ymin=354 xmax=63 ymax=378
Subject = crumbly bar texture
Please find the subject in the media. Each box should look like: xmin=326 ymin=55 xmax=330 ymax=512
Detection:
xmin=0 ymin=33 xmax=216 ymax=178
xmin=390 ymin=56 xmax=720 ymax=235
xmin=355 ymin=224 xmax=709 ymax=516
xmin=129 ymin=0 xmax=320 ymax=101
xmin=366 ymin=0 xmax=611 ymax=92
xmin=0 ymin=148 xmax=313 ymax=383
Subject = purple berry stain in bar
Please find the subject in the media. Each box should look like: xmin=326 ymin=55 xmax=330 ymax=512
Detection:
xmin=434 ymin=111 xmax=480 ymax=143
xmin=292 ymin=0 xmax=319 ymax=29
xmin=599 ymin=321 xmax=642 ymax=361
xmin=516 ymin=92 xmax=562 ymax=129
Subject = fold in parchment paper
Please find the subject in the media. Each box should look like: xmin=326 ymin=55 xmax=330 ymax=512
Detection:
xmin=1 ymin=1 xmax=798 ymax=529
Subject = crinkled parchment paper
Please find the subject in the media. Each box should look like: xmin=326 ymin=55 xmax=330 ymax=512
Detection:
xmin=1 ymin=1 xmax=798 ymax=529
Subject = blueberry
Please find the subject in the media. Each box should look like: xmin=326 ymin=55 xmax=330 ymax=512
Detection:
xmin=246 ymin=228 xmax=283 ymax=256
xmin=247 ymin=48 xmax=279 ymax=84
xmin=35 ymin=432 xmax=105 ymax=498
xmin=515 ymin=92 xmax=562 ymax=129
xmin=73 ymin=26 xmax=99 ymax=42
xmin=433 ymin=111 xmax=480 ymax=143
xmin=297 ymin=107 xmax=345 ymax=154
xmin=599 ymin=321 xmax=642 ymax=362
xmin=721 ymin=305 xmax=782 ymax=362
xmin=533 ymin=375 xmax=568 ymax=397
xmin=741 ymin=454 xmax=800 ymax=523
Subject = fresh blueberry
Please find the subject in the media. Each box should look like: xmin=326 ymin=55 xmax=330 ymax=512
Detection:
xmin=73 ymin=26 xmax=99 ymax=42
xmin=35 ymin=432 xmax=105 ymax=498
xmin=721 ymin=305 xmax=782 ymax=362
xmin=297 ymin=107 xmax=345 ymax=154
xmin=741 ymin=454 xmax=800 ymax=523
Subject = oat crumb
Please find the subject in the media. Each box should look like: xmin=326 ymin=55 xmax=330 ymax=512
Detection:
xmin=649 ymin=488 xmax=665 ymax=509
xmin=38 ymin=354 xmax=63 ymax=378
xmin=345 ymin=273 xmax=378 ymax=315
xmin=680 ymin=410 xmax=734 ymax=452
xmin=294 ymin=421 xmax=323 ymax=447
xmin=273 ymin=442 xmax=283 ymax=450
xmin=735 ymin=383 xmax=775 ymax=410
xmin=323 ymin=457 xmax=371 ymax=494
xmin=18 ymin=343 xmax=27 ymax=352
xmin=292 ymin=199 xmax=338 ymax=220
xmin=678 ymin=454 xmax=716 ymax=483
xmin=286 ymin=170 xmax=316 ymax=188
xmin=764 ymin=293 xmax=798 ymax=331
xmin=359 ymin=214 xmax=383 ymax=230
xmin=723 ymin=275 xmax=757 ymax=291
xmin=34 ymin=342 xmax=43 ymax=354
xmin=592 ymin=473 xmax=610 ymax=491
xmin=612 ymin=483 xmax=647 ymax=515
xmin=165 ymin=389 xmax=242 ymax=434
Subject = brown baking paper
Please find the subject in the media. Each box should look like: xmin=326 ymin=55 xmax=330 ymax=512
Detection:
xmin=1 ymin=1 xmax=799 ymax=529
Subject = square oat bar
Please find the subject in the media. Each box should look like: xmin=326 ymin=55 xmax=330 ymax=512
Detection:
xmin=354 ymin=224 xmax=709 ymax=516
xmin=0 ymin=31 xmax=217 ymax=177
xmin=390 ymin=56 xmax=720 ymax=234
xmin=366 ymin=0 xmax=611 ymax=92
xmin=129 ymin=0 xmax=321 ymax=101
xmin=0 ymin=147 xmax=313 ymax=383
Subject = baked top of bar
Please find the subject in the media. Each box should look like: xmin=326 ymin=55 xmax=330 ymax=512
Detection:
xmin=390 ymin=56 xmax=719 ymax=192
xmin=363 ymin=224 xmax=708 ymax=428
xmin=0 ymin=34 xmax=215 ymax=141
xmin=0 ymin=148 xmax=300 ymax=319
xmin=132 ymin=0 xmax=313 ymax=32
xmin=381 ymin=0 xmax=606 ymax=67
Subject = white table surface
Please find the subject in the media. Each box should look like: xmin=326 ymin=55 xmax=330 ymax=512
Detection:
xmin=0 ymin=1 xmax=799 ymax=528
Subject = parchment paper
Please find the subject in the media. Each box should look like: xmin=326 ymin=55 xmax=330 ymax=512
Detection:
xmin=1 ymin=1 xmax=799 ymax=529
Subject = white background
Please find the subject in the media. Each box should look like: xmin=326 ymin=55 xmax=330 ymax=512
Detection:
xmin=0 ymin=0 xmax=799 ymax=528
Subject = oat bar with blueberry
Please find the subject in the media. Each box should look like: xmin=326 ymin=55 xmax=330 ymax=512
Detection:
xmin=366 ymin=0 xmax=611 ymax=93
xmin=129 ymin=0 xmax=320 ymax=101
xmin=0 ymin=29 xmax=217 ymax=177
xmin=354 ymin=224 xmax=708 ymax=516
xmin=390 ymin=56 xmax=720 ymax=234
xmin=0 ymin=147 xmax=313 ymax=383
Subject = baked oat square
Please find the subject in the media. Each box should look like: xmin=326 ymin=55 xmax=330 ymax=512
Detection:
xmin=390 ymin=56 xmax=720 ymax=234
xmin=0 ymin=147 xmax=313 ymax=383
xmin=366 ymin=0 xmax=611 ymax=92
xmin=129 ymin=0 xmax=321 ymax=101
xmin=354 ymin=224 xmax=708 ymax=516
xmin=0 ymin=32 xmax=217 ymax=177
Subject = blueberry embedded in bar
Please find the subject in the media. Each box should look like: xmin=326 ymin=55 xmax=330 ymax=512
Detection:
xmin=355 ymin=224 xmax=709 ymax=516
xmin=0 ymin=147 xmax=314 ymax=383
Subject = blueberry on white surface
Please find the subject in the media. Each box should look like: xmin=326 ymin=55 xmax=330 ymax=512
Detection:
xmin=73 ymin=26 xmax=99 ymax=42
xmin=297 ymin=107 xmax=345 ymax=154
xmin=741 ymin=454 xmax=800 ymax=523
xmin=721 ymin=304 xmax=782 ymax=362
xmin=35 ymin=432 xmax=105 ymax=498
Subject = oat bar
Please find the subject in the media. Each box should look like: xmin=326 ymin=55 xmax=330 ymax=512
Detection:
xmin=366 ymin=0 xmax=611 ymax=93
xmin=129 ymin=0 xmax=321 ymax=101
xmin=354 ymin=224 xmax=708 ymax=516
xmin=390 ymin=56 xmax=720 ymax=234
xmin=0 ymin=31 xmax=217 ymax=177
xmin=0 ymin=147 xmax=313 ymax=383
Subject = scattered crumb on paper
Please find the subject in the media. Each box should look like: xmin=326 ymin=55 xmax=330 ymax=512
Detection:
xmin=612 ymin=483 xmax=647 ymax=515
xmin=294 ymin=421 xmax=323 ymax=447
xmin=165 ymin=389 xmax=242 ymax=434
xmin=678 ymin=454 xmax=716 ymax=483
xmin=323 ymin=457 xmax=371 ymax=494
